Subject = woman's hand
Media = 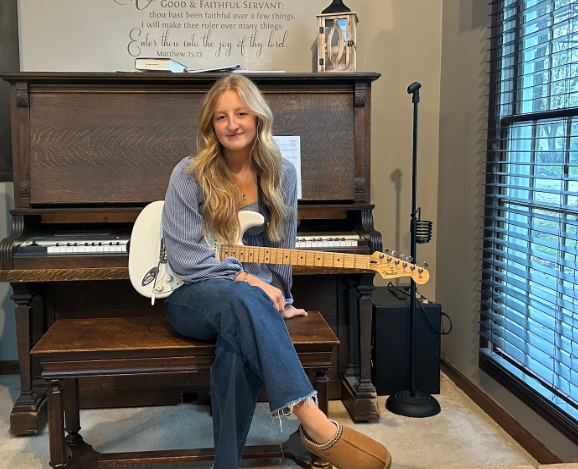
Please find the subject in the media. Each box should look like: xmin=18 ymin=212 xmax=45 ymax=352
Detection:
xmin=238 ymin=273 xmax=286 ymax=312
xmin=258 ymin=282 xmax=286 ymax=312
xmin=236 ymin=274 xmax=306 ymax=318
xmin=280 ymin=305 xmax=308 ymax=319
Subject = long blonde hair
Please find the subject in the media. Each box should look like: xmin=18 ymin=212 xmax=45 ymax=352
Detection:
xmin=189 ymin=74 xmax=287 ymax=244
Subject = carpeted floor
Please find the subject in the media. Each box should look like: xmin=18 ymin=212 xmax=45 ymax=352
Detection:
xmin=0 ymin=372 xmax=538 ymax=469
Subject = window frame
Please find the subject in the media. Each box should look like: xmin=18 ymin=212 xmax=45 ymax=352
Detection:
xmin=481 ymin=0 xmax=578 ymax=445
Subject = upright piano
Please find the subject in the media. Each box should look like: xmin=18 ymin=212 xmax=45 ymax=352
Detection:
xmin=0 ymin=72 xmax=382 ymax=435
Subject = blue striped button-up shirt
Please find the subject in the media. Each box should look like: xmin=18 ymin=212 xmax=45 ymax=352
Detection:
xmin=162 ymin=156 xmax=298 ymax=304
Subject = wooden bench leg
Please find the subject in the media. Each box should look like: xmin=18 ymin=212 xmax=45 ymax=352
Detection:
xmin=47 ymin=379 xmax=68 ymax=468
xmin=314 ymin=368 xmax=330 ymax=416
xmin=64 ymin=379 xmax=83 ymax=445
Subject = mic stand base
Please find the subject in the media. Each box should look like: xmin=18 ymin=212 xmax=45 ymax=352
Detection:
xmin=385 ymin=390 xmax=440 ymax=418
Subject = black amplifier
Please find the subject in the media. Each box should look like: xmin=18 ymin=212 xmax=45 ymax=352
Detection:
xmin=372 ymin=286 xmax=441 ymax=395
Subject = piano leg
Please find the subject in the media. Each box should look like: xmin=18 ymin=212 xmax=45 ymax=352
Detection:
xmin=9 ymin=283 xmax=48 ymax=435
xmin=341 ymin=273 xmax=380 ymax=421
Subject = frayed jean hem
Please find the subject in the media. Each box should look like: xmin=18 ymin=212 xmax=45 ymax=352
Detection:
xmin=271 ymin=390 xmax=318 ymax=432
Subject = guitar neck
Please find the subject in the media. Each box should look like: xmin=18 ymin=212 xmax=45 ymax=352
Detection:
xmin=219 ymin=244 xmax=370 ymax=270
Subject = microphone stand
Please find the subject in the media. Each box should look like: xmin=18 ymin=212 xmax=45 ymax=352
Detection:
xmin=385 ymin=82 xmax=440 ymax=418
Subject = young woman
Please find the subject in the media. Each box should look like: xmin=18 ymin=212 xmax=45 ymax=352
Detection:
xmin=162 ymin=73 xmax=391 ymax=469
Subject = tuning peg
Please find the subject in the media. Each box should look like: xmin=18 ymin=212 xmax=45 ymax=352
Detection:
xmin=386 ymin=256 xmax=392 ymax=262
xmin=391 ymin=250 xmax=398 ymax=257
xmin=418 ymin=267 xmax=424 ymax=273
xmin=402 ymin=262 xmax=407 ymax=267
xmin=379 ymin=253 xmax=385 ymax=259
xmin=394 ymin=259 xmax=400 ymax=265
xmin=416 ymin=258 xmax=420 ymax=265
xmin=384 ymin=248 xmax=389 ymax=253
xmin=399 ymin=253 xmax=405 ymax=259
xmin=410 ymin=265 xmax=416 ymax=270
xmin=407 ymin=256 xmax=413 ymax=263
xmin=422 ymin=261 xmax=429 ymax=268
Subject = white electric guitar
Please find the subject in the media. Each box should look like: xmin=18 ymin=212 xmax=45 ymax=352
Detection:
xmin=128 ymin=201 xmax=430 ymax=304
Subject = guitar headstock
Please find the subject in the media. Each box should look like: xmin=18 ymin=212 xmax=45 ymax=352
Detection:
xmin=368 ymin=251 xmax=430 ymax=284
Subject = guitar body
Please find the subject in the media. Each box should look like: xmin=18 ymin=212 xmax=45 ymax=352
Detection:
xmin=204 ymin=210 xmax=268 ymax=259
xmin=129 ymin=201 xmax=266 ymax=302
xmin=129 ymin=201 xmax=184 ymax=302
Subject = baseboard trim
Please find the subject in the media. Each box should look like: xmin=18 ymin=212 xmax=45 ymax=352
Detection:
xmin=0 ymin=361 xmax=19 ymax=375
xmin=441 ymin=357 xmax=562 ymax=464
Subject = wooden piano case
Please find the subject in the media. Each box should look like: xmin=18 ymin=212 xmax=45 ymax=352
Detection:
xmin=0 ymin=72 xmax=382 ymax=435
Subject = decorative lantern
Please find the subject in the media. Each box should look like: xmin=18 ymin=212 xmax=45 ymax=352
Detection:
xmin=317 ymin=4 xmax=357 ymax=73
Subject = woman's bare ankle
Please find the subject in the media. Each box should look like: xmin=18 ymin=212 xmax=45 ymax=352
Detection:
xmin=293 ymin=402 xmax=338 ymax=444
xmin=305 ymin=418 xmax=338 ymax=444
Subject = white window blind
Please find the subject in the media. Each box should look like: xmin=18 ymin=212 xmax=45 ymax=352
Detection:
xmin=483 ymin=0 xmax=578 ymax=439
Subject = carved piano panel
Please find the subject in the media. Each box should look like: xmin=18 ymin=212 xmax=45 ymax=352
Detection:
xmin=27 ymin=84 xmax=356 ymax=205
xmin=267 ymin=92 xmax=355 ymax=201
xmin=29 ymin=91 xmax=201 ymax=204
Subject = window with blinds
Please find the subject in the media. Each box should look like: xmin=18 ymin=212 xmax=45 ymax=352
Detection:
xmin=482 ymin=0 xmax=578 ymax=443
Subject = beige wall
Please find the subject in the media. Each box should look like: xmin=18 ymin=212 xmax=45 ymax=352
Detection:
xmin=366 ymin=1 xmax=442 ymax=303
xmin=437 ymin=0 xmax=577 ymax=461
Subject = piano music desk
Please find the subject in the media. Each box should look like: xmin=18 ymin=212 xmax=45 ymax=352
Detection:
xmin=31 ymin=313 xmax=338 ymax=469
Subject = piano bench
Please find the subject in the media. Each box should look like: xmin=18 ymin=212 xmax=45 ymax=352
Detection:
xmin=30 ymin=312 xmax=339 ymax=469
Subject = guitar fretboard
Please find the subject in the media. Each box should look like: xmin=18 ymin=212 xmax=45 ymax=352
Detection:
xmin=219 ymin=245 xmax=371 ymax=270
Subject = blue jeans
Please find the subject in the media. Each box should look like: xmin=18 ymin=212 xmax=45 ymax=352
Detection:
xmin=164 ymin=279 xmax=316 ymax=469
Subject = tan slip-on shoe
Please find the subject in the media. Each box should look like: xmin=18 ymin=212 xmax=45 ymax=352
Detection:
xmin=299 ymin=420 xmax=392 ymax=469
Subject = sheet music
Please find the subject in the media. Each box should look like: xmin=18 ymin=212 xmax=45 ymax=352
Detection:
xmin=274 ymin=136 xmax=302 ymax=199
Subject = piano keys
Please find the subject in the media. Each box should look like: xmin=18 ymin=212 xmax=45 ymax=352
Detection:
xmin=295 ymin=233 xmax=361 ymax=249
xmin=16 ymin=231 xmax=130 ymax=255
xmin=14 ymin=231 xmax=363 ymax=256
